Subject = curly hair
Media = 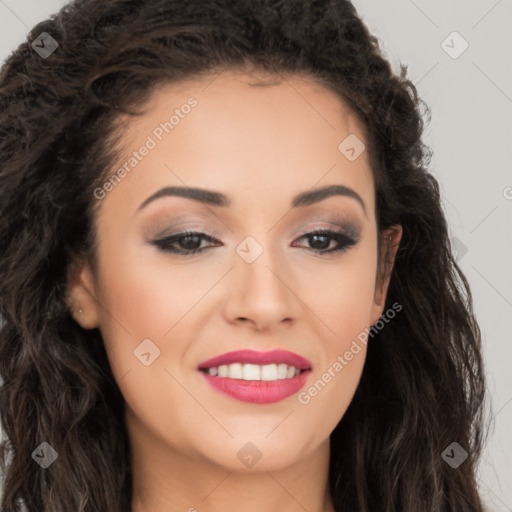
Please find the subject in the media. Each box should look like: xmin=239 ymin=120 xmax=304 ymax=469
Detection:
xmin=0 ymin=0 xmax=488 ymax=510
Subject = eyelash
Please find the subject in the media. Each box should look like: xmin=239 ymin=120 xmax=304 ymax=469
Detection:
xmin=150 ymin=227 xmax=359 ymax=257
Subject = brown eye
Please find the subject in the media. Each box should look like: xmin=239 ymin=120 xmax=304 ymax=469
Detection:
xmin=151 ymin=230 xmax=221 ymax=256
xmin=293 ymin=229 xmax=359 ymax=254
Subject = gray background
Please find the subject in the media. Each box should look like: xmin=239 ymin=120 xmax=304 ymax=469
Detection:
xmin=0 ymin=1 xmax=511 ymax=510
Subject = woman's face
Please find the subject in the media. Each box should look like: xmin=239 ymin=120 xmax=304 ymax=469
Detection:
xmin=69 ymin=70 xmax=401 ymax=472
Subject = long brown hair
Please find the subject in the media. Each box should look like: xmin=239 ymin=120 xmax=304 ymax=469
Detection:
xmin=0 ymin=0 xmax=487 ymax=510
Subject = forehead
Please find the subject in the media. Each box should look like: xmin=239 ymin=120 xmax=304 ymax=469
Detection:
xmin=140 ymin=70 xmax=367 ymax=145
xmin=100 ymin=70 xmax=375 ymax=217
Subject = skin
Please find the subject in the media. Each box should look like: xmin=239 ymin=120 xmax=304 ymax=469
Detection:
xmin=67 ymin=69 xmax=402 ymax=512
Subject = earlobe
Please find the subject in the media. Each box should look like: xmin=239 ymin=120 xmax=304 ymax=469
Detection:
xmin=370 ymin=224 xmax=402 ymax=325
xmin=66 ymin=260 xmax=101 ymax=329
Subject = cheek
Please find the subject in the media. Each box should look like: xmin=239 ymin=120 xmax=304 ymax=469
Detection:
xmin=296 ymin=265 xmax=372 ymax=427
xmin=95 ymin=241 xmax=214 ymax=335
xmin=296 ymin=250 xmax=376 ymax=406
xmin=299 ymin=249 xmax=378 ymax=339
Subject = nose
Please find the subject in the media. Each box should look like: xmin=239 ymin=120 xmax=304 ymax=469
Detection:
xmin=222 ymin=244 xmax=300 ymax=332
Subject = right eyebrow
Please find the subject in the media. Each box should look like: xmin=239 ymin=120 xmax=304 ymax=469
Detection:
xmin=138 ymin=186 xmax=230 ymax=211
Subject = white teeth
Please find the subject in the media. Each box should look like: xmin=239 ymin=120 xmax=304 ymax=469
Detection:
xmin=277 ymin=363 xmax=288 ymax=379
xmin=204 ymin=363 xmax=302 ymax=381
xmin=228 ymin=363 xmax=243 ymax=379
xmin=243 ymin=364 xmax=261 ymax=381
xmin=261 ymin=364 xmax=277 ymax=381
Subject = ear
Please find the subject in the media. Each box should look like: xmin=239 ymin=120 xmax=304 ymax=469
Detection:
xmin=66 ymin=257 xmax=101 ymax=329
xmin=369 ymin=224 xmax=402 ymax=326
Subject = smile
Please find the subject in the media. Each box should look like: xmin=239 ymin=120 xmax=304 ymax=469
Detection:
xmin=197 ymin=349 xmax=312 ymax=404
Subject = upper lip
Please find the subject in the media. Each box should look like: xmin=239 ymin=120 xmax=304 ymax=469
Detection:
xmin=198 ymin=349 xmax=312 ymax=371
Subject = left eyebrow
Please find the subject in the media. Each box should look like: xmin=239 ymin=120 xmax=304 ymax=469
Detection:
xmin=138 ymin=184 xmax=367 ymax=217
xmin=291 ymin=184 xmax=367 ymax=217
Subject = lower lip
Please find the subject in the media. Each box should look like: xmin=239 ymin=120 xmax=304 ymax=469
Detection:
xmin=199 ymin=371 xmax=311 ymax=404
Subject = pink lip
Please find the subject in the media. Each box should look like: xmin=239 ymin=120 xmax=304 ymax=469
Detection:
xmin=197 ymin=349 xmax=312 ymax=370
xmin=200 ymin=371 xmax=311 ymax=404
